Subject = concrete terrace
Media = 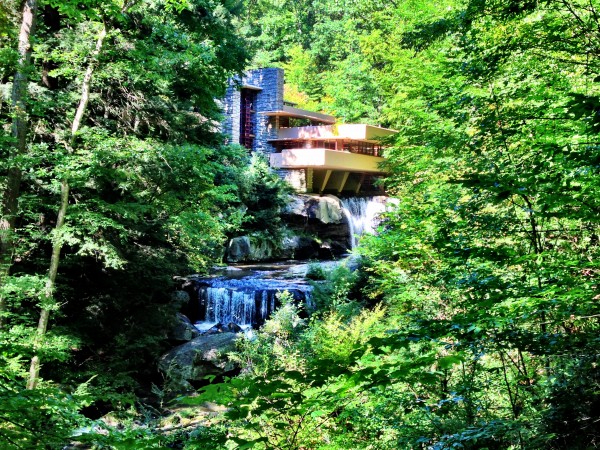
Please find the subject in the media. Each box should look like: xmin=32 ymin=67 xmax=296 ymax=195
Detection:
xmin=222 ymin=68 xmax=396 ymax=195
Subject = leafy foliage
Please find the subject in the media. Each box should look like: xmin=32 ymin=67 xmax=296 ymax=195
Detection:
xmin=235 ymin=153 xmax=292 ymax=240
xmin=177 ymin=0 xmax=600 ymax=449
xmin=192 ymin=283 xmax=387 ymax=449
xmin=0 ymin=0 xmax=254 ymax=446
xmin=2 ymin=0 xmax=600 ymax=448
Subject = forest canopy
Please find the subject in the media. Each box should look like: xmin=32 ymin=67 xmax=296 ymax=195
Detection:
xmin=1 ymin=0 xmax=599 ymax=448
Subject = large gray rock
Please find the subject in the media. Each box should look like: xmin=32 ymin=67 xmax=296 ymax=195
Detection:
xmin=280 ymin=235 xmax=320 ymax=259
xmin=204 ymin=322 xmax=243 ymax=334
xmin=285 ymin=194 xmax=344 ymax=224
xmin=227 ymin=236 xmax=252 ymax=262
xmin=225 ymin=194 xmax=353 ymax=263
xmin=285 ymin=195 xmax=310 ymax=218
xmin=226 ymin=235 xmax=276 ymax=263
xmin=168 ymin=313 xmax=200 ymax=342
xmin=159 ymin=333 xmax=239 ymax=390
xmin=226 ymin=233 xmax=322 ymax=262
xmin=314 ymin=195 xmax=345 ymax=223
xmin=284 ymin=194 xmax=351 ymax=256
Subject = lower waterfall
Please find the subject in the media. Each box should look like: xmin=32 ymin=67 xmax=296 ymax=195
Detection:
xmin=186 ymin=262 xmax=322 ymax=330
xmin=199 ymin=287 xmax=278 ymax=327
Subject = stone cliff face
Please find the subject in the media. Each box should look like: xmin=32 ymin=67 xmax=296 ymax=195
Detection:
xmin=282 ymin=194 xmax=351 ymax=257
xmin=225 ymin=194 xmax=351 ymax=263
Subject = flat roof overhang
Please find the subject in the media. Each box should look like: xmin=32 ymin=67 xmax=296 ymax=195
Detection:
xmin=240 ymin=84 xmax=262 ymax=91
xmin=261 ymin=105 xmax=336 ymax=124
xmin=270 ymin=148 xmax=386 ymax=174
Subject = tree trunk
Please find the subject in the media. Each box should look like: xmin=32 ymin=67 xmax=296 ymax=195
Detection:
xmin=26 ymin=23 xmax=107 ymax=390
xmin=0 ymin=0 xmax=38 ymax=329
xmin=26 ymin=180 xmax=68 ymax=390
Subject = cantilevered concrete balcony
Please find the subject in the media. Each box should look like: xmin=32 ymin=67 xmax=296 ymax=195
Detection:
xmin=268 ymin=123 xmax=395 ymax=173
xmin=274 ymin=124 xmax=396 ymax=141
xmin=270 ymin=148 xmax=385 ymax=194
xmin=268 ymin=123 xmax=395 ymax=194
xmin=270 ymin=148 xmax=385 ymax=173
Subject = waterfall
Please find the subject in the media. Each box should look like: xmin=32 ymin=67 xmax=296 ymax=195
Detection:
xmin=189 ymin=263 xmax=313 ymax=329
xmin=339 ymin=196 xmax=387 ymax=249
xmin=199 ymin=287 xmax=279 ymax=326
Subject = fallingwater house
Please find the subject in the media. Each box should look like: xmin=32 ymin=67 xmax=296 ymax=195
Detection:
xmin=177 ymin=68 xmax=398 ymax=330
xmin=221 ymin=68 xmax=397 ymax=195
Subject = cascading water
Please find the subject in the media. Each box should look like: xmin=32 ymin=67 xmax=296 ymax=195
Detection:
xmin=182 ymin=195 xmax=390 ymax=331
xmin=187 ymin=262 xmax=320 ymax=331
xmin=199 ymin=284 xmax=279 ymax=327
xmin=339 ymin=196 xmax=388 ymax=249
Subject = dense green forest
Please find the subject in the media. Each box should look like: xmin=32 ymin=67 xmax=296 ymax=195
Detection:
xmin=1 ymin=0 xmax=599 ymax=448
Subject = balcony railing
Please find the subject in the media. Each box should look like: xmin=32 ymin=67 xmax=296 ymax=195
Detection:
xmin=272 ymin=139 xmax=383 ymax=157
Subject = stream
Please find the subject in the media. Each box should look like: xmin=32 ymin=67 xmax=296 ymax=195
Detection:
xmin=185 ymin=196 xmax=390 ymax=331
xmin=186 ymin=260 xmax=341 ymax=331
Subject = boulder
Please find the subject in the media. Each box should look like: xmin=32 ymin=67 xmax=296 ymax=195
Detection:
xmin=204 ymin=322 xmax=225 ymax=335
xmin=226 ymin=236 xmax=251 ymax=262
xmin=168 ymin=313 xmax=200 ymax=342
xmin=313 ymin=195 xmax=344 ymax=224
xmin=226 ymin=194 xmax=354 ymax=263
xmin=280 ymin=235 xmax=320 ymax=260
xmin=283 ymin=194 xmax=351 ymax=256
xmin=225 ymin=322 xmax=243 ymax=333
xmin=285 ymin=194 xmax=344 ymax=224
xmin=159 ymin=333 xmax=239 ymax=389
xmin=226 ymin=235 xmax=277 ymax=263
xmin=285 ymin=195 xmax=309 ymax=217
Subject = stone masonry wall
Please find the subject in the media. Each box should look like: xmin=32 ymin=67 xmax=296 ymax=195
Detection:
xmin=275 ymin=169 xmax=307 ymax=192
xmin=220 ymin=88 xmax=240 ymax=145
xmin=221 ymin=68 xmax=284 ymax=154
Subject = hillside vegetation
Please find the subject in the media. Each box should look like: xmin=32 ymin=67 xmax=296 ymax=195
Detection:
xmin=1 ymin=0 xmax=599 ymax=448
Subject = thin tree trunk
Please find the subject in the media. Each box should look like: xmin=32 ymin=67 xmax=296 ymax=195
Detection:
xmin=71 ymin=26 xmax=107 ymax=139
xmin=26 ymin=179 xmax=68 ymax=390
xmin=26 ymin=23 xmax=107 ymax=390
xmin=0 ymin=0 xmax=38 ymax=329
